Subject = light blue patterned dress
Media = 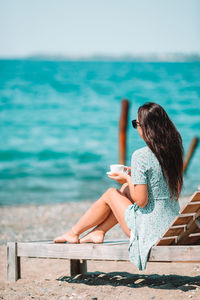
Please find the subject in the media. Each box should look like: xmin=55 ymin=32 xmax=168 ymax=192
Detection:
xmin=125 ymin=146 xmax=180 ymax=270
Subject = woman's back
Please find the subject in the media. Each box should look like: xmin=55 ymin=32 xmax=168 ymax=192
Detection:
xmin=131 ymin=146 xmax=175 ymax=200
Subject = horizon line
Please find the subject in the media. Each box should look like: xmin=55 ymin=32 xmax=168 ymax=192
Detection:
xmin=0 ymin=52 xmax=200 ymax=62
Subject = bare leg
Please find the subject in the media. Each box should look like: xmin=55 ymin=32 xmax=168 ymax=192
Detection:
xmin=79 ymin=211 xmax=117 ymax=243
xmin=79 ymin=183 xmax=134 ymax=243
xmin=54 ymin=190 xmax=111 ymax=243
xmin=54 ymin=184 xmax=133 ymax=243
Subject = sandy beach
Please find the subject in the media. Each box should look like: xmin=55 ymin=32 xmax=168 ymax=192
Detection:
xmin=0 ymin=197 xmax=200 ymax=300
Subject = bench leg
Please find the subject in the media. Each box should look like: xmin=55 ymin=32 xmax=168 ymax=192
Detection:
xmin=70 ymin=259 xmax=87 ymax=276
xmin=7 ymin=242 xmax=21 ymax=282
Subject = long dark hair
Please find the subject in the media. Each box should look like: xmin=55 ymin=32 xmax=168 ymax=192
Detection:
xmin=138 ymin=102 xmax=183 ymax=200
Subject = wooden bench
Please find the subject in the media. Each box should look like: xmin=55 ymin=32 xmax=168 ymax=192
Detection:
xmin=7 ymin=191 xmax=200 ymax=282
xmin=7 ymin=240 xmax=200 ymax=282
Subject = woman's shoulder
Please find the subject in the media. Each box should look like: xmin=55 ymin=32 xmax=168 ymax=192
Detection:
xmin=132 ymin=146 xmax=150 ymax=158
xmin=131 ymin=146 xmax=150 ymax=171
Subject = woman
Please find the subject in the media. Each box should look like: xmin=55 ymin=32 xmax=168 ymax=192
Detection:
xmin=54 ymin=102 xmax=183 ymax=270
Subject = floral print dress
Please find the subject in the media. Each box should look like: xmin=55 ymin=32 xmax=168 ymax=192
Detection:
xmin=125 ymin=146 xmax=180 ymax=270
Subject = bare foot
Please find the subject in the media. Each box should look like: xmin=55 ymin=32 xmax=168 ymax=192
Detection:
xmin=79 ymin=229 xmax=105 ymax=244
xmin=54 ymin=229 xmax=79 ymax=243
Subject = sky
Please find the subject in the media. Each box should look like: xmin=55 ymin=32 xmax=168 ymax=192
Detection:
xmin=0 ymin=0 xmax=200 ymax=58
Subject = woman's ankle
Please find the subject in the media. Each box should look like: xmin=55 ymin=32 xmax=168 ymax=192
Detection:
xmin=93 ymin=226 xmax=107 ymax=236
xmin=79 ymin=229 xmax=105 ymax=244
xmin=71 ymin=227 xmax=79 ymax=236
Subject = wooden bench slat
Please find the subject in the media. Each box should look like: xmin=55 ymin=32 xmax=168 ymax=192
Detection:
xmin=190 ymin=192 xmax=200 ymax=202
xmin=163 ymin=224 xmax=200 ymax=239
xmin=180 ymin=203 xmax=200 ymax=214
xmin=172 ymin=215 xmax=194 ymax=226
xmin=162 ymin=225 xmax=186 ymax=238
xmin=149 ymin=245 xmax=200 ymax=262
xmin=17 ymin=242 xmax=130 ymax=261
xmin=14 ymin=241 xmax=200 ymax=262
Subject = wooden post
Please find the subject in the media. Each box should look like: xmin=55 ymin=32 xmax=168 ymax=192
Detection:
xmin=119 ymin=99 xmax=130 ymax=165
xmin=183 ymin=137 xmax=199 ymax=173
xmin=70 ymin=259 xmax=87 ymax=276
xmin=7 ymin=242 xmax=21 ymax=282
xmin=79 ymin=259 xmax=87 ymax=274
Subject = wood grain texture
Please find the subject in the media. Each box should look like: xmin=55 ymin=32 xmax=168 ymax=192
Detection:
xmin=181 ymin=203 xmax=200 ymax=214
xmin=16 ymin=241 xmax=200 ymax=262
xmin=17 ymin=241 xmax=130 ymax=261
xmin=149 ymin=245 xmax=200 ymax=262
xmin=173 ymin=215 xmax=193 ymax=226
xmin=163 ymin=225 xmax=186 ymax=237
xmin=7 ymin=242 xmax=20 ymax=282
xmin=190 ymin=191 xmax=200 ymax=202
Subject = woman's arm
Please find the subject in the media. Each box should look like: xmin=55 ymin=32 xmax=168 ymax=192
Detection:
xmin=108 ymin=173 xmax=148 ymax=208
xmin=126 ymin=175 xmax=148 ymax=208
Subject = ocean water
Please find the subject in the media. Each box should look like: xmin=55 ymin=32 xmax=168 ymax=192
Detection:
xmin=0 ymin=59 xmax=200 ymax=206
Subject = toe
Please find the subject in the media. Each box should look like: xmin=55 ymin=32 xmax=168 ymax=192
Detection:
xmin=54 ymin=236 xmax=65 ymax=243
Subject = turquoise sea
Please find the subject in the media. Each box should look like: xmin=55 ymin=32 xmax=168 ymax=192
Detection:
xmin=0 ymin=59 xmax=200 ymax=206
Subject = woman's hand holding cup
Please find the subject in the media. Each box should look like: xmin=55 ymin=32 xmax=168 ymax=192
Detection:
xmin=107 ymin=164 xmax=131 ymax=184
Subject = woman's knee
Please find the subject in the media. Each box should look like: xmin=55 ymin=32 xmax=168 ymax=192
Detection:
xmin=107 ymin=187 xmax=118 ymax=195
xmin=107 ymin=186 xmax=128 ymax=199
xmin=105 ymin=187 xmax=121 ymax=202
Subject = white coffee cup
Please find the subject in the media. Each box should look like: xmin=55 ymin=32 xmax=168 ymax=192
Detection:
xmin=110 ymin=164 xmax=125 ymax=173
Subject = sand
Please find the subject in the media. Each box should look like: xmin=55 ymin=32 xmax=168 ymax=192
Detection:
xmin=0 ymin=198 xmax=200 ymax=300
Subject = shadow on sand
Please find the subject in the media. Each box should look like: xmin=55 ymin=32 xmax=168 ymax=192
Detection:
xmin=57 ymin=272 xmax=200 ymax=291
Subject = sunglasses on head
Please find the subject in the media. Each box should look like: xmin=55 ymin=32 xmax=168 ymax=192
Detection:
xmin=132 ymin=120 xmax=141 ymax=129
